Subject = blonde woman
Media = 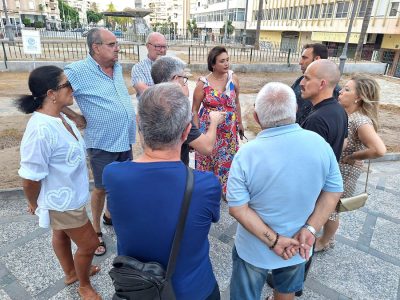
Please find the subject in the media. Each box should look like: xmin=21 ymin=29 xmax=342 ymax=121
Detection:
xmin=315 ymin=74 xmax=386 ymax=252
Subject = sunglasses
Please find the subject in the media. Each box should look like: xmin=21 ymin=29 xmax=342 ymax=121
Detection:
xmin=54 ymin=81 xmax=72 ymax=91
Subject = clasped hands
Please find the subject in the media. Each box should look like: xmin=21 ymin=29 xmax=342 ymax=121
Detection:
xmin=271 ymin=228 xmax=315 ymax=261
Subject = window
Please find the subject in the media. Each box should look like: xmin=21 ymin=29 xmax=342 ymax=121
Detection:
xmin=282 ymin=7 xmax=288 ymax=19
xmin=322 ymin=3 xmax=334 ymax=18
xmin=314 ymin=4 xmax=320 ymax=18
xmin=309 ymin=5 xmax=314 ymax=18
xmin=293 ymin=7 xmax=299 ymax=19
xmin=389 ymin=2 xmax=399 ymax=16
xmin=358 ymin=0 xmax=367 ymax=17
xmin=302 ymin=6 xmax=309 ymax=19
xmin=336 ymin=1 xmax=350 ymax=18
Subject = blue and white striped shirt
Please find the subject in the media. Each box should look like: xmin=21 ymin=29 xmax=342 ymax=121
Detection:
xmin=131 ymin=57 xmax=154 ymax=100
xmin=65 ymin=55 xmax=136 ymax=152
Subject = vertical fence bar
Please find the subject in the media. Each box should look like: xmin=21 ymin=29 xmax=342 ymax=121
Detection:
xmin=250 ymin=48 xmax=253 ymax=62
xmin=188 ymin=46 xmax=191 ymax=64
xmin=287 ymin=48 xmax=291 ymax=67
xmin=1 ymin=42 xmax=8 ymax=69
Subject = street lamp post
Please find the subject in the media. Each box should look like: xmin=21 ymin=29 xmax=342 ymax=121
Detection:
xmin=242 ymin=0 xmax=249 ymax=46
xmin=223 ymin=0 xmax=229 ymax=44
xmin=2 ymin=0 xmax=14 ymax=41
xmin=339 ymin=0 xmax=358 ymax=75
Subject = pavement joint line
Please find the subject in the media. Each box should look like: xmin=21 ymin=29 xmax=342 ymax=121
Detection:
xmin=366 ymin=210 xmax=400 ymax=225
xmin=0 ymin=227 xmax=49 ymax=257
xmin=304 ymin=277 xmax=339 ymax=299
xmin=3 ymin=280 xmax=33 ymax=300
xmin=358 ymin=213 xmax=378 ymax=248
xmin=367 ymin=247 xmax=400 ymax=267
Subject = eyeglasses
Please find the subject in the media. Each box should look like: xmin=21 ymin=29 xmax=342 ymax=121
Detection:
xmin=96 ymin=41 xmax=119 ymax=48
xmin=175 ymin=75 xmax=188 ymax=85
xmin=54 ymin=81 xmax=72 ymax=91
xmin=148 ymin=43 xmax=168 ymax=50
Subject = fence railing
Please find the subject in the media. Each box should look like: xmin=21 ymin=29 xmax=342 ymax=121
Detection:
xmin=186 ymin=44 xmax=357 ymax=65
xmin=0 ymin=40 xmax=140 ymax=63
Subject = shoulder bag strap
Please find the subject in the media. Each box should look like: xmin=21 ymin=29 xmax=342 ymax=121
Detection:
xmin=165 ymin=166 xmax=194 ymax=279
xmin=364 ymin=160 xmax=371 ymax=193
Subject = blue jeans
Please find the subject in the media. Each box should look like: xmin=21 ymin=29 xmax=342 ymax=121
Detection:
xmin=230 ymin=246 xmax=305 ymax=300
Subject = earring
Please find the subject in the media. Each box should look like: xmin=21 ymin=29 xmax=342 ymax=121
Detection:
xmin=354 ymin=100 xmax=358 ymax=104
xmin=53 ymin=98 xmax=56 ymax=104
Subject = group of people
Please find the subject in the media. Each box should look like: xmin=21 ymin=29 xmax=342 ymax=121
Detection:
xmin=16 ymin=28 xmax=386 ymax=300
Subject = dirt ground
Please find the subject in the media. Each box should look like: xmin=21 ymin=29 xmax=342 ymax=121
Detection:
xmin=0 ymin=71 xmax=399 ymax=189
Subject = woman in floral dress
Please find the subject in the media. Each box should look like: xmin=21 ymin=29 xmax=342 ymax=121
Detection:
xmin=192 ymin=46 xmax=243 ymax=198
xmin=315 ymin=74 xmax=386 ymax=252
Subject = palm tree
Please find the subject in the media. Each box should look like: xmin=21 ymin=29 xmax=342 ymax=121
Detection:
xmin=355 ymin=0 xmax=375 ymax=61
xmin=254 ymin=0 xmax=264 ymax=50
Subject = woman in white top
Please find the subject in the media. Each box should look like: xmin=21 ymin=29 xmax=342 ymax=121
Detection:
xmin=17 ymin=66 xmax=101 ymax=300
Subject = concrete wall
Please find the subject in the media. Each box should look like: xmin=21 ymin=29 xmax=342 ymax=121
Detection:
xmin=1 ymin=60 xmax=388 ymax=75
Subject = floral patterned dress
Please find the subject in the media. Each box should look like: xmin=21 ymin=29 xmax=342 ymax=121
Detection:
xmin=195 ymin=70 xmax=239 ymax=195
xmin=339 ymin=111 xmax=373 ymax=198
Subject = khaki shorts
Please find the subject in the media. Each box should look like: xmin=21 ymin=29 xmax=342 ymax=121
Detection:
xmin=49 ymin=206 xmax=89 ymax=230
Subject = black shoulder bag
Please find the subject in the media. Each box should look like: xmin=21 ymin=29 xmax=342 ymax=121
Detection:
xmin=109 ymin=166 xmax=194 ymax=300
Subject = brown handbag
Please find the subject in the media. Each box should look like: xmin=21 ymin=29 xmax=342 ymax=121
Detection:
xmin=338 ymin=160 xmax=370 ymax=213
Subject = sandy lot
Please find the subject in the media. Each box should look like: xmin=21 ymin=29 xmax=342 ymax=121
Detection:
xmin=0 ymin=71 xmax=399 ymax=189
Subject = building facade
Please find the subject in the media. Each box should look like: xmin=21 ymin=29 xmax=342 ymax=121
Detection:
xmin=246 ymin=0 xmax=400 ymax=76
xmin=1 ymin=0 xmax=61 ymax=30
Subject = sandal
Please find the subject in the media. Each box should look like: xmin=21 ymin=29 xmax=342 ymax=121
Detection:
xmin=65 ymin=265 xmax=101 ymax=285
xmin=102 ymin=214 xmax=112 ymax=226
xmin=94 ymin=232 xmax=106 ymax=256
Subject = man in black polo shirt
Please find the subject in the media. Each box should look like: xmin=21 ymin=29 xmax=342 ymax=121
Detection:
xmin=300 ymin=59 xmax=348 ymax=161
xmin=151 ymin=56 xmax=225 ymax=165
xmin=293 ymin=43 xmax=341 ymax=125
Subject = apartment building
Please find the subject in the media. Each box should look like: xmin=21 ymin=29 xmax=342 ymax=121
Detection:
xmin=190 ymin=0 xmax=247 ymax=39
xmin=246 ymin=0 xmax=400 ymax=76
xmin=64 ymin=0 xmax=91 ymax=25
xmin=1 ymin=0 xmax=61 ymax=30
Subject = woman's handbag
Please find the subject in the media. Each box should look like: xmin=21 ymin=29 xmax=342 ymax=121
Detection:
xmin=338 ymin=160 xmax=370 ymax=213
xmin=109 ymin=166 xmax=194 ymax=300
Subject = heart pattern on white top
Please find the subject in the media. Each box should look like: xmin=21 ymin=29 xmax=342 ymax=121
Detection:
xmin=38 ymin=124 xmax=58 ymax=148
xmin=45 ymin=187 xmax=73 ymax=210
xmin=66 ymin=143 xmax=82 ymax=167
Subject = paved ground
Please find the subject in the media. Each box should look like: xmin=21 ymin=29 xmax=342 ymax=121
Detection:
xmin=0 ymin=159 xmax=399 ymax=300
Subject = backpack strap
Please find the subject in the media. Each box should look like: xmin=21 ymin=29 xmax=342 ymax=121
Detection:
xmin=165 ymin=166 xmax=194 ymax=279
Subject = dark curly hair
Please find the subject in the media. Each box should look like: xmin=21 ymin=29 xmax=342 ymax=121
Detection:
xmin=15 ymin=66 xmax=64 ymax=114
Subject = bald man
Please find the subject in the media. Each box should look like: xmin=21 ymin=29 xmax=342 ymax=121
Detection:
xmin=300 ymin=59 xmax=348 ymax=161
xmin=131 ymin=32 xmax=168 ymax=100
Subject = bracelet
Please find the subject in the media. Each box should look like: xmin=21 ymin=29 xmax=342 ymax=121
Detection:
xmin=269 ymin=233 xmax=280 ymax=250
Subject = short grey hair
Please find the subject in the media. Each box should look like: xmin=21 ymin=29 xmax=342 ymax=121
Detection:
xmin=138 ymin=83 xmax=191 ymax=150
xmin=151 ymin=57 xmax=186 ymax=84
xmin=87 ymin=28 xmax=102 ymax=55
xmin=255 ymin=82 xmax=296 ymax=129
xmin=146 ymin=32 xmax=165 ymax=44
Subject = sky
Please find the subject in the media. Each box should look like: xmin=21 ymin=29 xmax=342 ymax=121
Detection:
xmin=94 ymin=0 xmax=135 ymax=11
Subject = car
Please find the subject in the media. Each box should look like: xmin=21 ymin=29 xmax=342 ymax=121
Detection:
xmin=113 ymin=30 xmax=123 ymax=37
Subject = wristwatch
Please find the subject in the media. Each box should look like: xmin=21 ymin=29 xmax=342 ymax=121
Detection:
xmin=302 ymin=224 xmax=317 ymax=236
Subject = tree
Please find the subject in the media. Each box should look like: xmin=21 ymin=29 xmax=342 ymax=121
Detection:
xmin=105 ymin=2 xmax=117 ymax=30
xmin=87 ymin=10 xmax=103 ymax=25
xmin=187 ymin=19 xmax=198 ymax=38
xmin=58 ymin=0 xmax=79 ymax=29
xmin=254 ymin=0 xmax=264 ymax=50
xmin=220 ymin=20 xmax=234 ymax=37
xmin=355 ymin=0 xmax=374 ymax=61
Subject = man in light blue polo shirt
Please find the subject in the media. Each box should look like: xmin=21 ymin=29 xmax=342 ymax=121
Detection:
xmin=63 ymin=28 xmax=136 ymax=256
xmin=227 ymin=82 xmax=343 ymax=300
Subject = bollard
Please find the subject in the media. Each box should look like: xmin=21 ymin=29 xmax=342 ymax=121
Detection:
xmin=188 ymin=46 xmax=191 ymax=65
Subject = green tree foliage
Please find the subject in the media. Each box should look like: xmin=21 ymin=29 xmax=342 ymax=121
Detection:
xmin=220 ymin=20 xmax=234 ymax=37
xmin=22 ymin=18 xmax=32 ymax=27
xmin=34 ymin=21 xmax=44 ymax=28
xmin=186 ymin=19 xmax=198 ymax=38
xmin=105 ymin=2 xmax=117 ymax=30
xmin=87 ymin=10 xmax=103 ymax=24
xmin=58 ymin=0 xmax=80 ymax=28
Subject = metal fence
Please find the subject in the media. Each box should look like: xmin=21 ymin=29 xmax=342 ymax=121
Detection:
xmin=0 ymin=40 xmax=140 ymax=63
xmin=186 ymin=44 xmax=357 ymax=65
